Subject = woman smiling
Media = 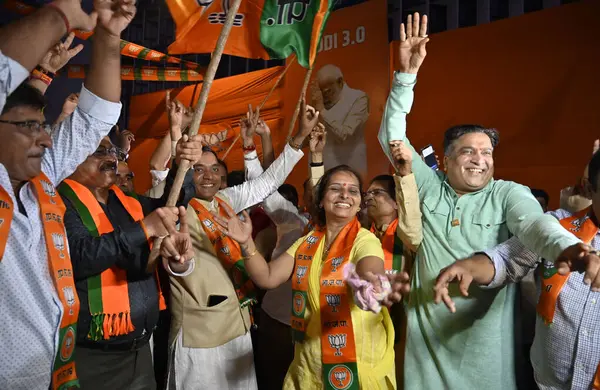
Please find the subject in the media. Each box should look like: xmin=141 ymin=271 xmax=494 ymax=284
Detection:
xmin=213 ymin=165 xmax=411 ymax=389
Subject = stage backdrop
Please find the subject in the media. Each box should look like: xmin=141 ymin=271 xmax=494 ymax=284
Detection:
xmin=390 ymin=0 xmax=600 ymax=209
xmin=128 ymin=0 xmax=599 ymax=209
xmin=127 ymin=0 xmax=389 ymax=195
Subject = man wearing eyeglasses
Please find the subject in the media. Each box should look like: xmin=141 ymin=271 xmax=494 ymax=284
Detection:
xmin=59 ymin=135 xmax=200 ymax=389
xmin=0 ymin=1 xmax=135 ymax=389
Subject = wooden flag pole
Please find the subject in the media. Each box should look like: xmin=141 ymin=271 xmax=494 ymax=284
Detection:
xmin=221 ymin=55 xmax=297 ymax=160
xmin=147 ymin=0 xmax=243 ymax=271
xmin=285 ymin=67 xmax=313 ymax=140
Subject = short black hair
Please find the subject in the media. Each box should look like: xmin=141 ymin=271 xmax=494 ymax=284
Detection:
xmin=217 ymin=158 xmax=228 ymax=174
xmin=312 ymin=165 xmax=363 ymax=226
xmin=227 ymin=170 xmax=245 ymax=187
xmin=369 ymin=174 xmax=396 ymax=198
xmin=530 ymin=188 xmax=549 ymax=204
xmin=588 ymin=150 xmax=600 ymax=192
xmin=278 ymin=184 xmax=299 ymax=207
xmin=1 ymin=83 xmax=45 ymax=115
xmin=443 ymin=124 xmax=499 ymax=155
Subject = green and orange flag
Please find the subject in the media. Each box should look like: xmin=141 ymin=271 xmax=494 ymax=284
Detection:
xmin=166 ymin=0 xmax=333 ymax=68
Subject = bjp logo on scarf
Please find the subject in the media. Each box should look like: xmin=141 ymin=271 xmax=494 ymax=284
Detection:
xmin=60 ymin=326 xmax=76 ymax=362
xmin=292 ymin=291 xmax=306 ymax=316
xmin=328 ymin=364 xmax=354 ymax=390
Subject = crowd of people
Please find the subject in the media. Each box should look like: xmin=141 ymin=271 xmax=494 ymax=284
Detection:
xmin=0 ymin=2 xmax=599 ymax=390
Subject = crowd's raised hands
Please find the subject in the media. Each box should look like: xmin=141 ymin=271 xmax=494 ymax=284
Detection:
xmin=309 ymin=124 xmax=326 ymax=154
xmin=389 ymin=140 xmax=412 ymax=176
xmin=94 ymin=0 xmax=137 ymax=37
xmin=166 ymin=91 xmax=194 ymax=131
xmin=39 ymin=32 xmax=83 ymax=74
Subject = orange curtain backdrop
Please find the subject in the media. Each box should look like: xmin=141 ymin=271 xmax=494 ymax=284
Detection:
xmin=281 ymin=0 xmax=390 ymax=191
xmin=390 ymin=0 xmax=600 ymax=209
xmin=127 ymin=66 xmax=286 ymax=193
xmin=167 ymin=0 xmax=270 ymax=59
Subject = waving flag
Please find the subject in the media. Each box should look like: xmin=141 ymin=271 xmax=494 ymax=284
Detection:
xmin=166 ymin=0 xmax=333 ymax=68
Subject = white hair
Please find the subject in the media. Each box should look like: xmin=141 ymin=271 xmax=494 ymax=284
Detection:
xmin=317 ymin=64 xmax=344 ymax=82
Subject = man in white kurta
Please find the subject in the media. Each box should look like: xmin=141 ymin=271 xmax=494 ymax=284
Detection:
xmin=312 ymin=64 xmax=369 ymax=178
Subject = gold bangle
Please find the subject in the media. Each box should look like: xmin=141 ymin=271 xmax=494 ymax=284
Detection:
xmin=243 ymin=249 xmax=258 ymax=259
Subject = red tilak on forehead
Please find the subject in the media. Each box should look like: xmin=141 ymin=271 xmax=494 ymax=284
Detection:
xmin=343 ymin=183 xmax=347 ymax=187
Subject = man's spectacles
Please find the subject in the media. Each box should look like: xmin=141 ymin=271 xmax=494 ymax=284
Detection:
xmin=92 ymin=146 xmax=118 ymax=158
xmin=0 ymin=119 xmax=52 ymax=135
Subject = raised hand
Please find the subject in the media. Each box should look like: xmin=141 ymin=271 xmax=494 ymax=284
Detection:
xmin=212 ymin=208 xmax=253 ymax=245
xmin=255 ymin=119 xmax=270 ymax=136
xmin=167 ymin=92 xmax=185 ymax=130
xmin=94 ymin=0 xmax=137 ymax=38
xmin=389 ymin=140 xmax=412 ymax=176
xmin=593 ymin=139 xmax=599 ymax=155
xmin=61 ymin=93 xmax=80 ymax=117
xmin=39 ymin=33 xmax=84 ymax=73
xmin=309 ymin=124 xmax=326 ymax=154
xmin=397 ymin=12 xmax=429 ymax=74
xmin=115 ymin=128 xmax=135 ymax=153
xmin=299 ymin=99 xmax=320 ymax=137
xmin=160 ymin=206 xmax=195 ymax=269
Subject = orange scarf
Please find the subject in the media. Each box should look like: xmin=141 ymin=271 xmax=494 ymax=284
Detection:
xmin=537 ymin=208 xmax=598 ymax=324
xmin=0 ymin=174 xmax=80 ymax=389
xmin=370 ymin=219 xmax=403 ymax=274
xmin=537 ymin=208 xmax=600 ymax=388
xmin=59 ymin=179 xmax=166 ymax=341
xmin=292 ymin=218 xmax=361 ymax=390
xmin=189 ymin=197 xmax=257 ymax=307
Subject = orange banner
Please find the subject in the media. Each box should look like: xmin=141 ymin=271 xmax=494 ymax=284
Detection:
xmin=127 ymin=66 xmax=285 ymax=193
xmin=281 ymin=0 xmax=390 ymax=187
xmin=167 ymin=0 xmax=269 ymax=59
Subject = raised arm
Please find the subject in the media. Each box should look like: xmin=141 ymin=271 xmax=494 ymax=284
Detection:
xmin=221 ymin=100 xmax=319 ymax=213
xmin=42 ymin=0 xmax=136 ymax=185
xmin=28 ymin=33 xmax=83 ymax=95
xmin=0 ymin=0 xmax=96 ymax=74
xmin=150 ymin=92 xmax=187 ymax=171
xmin=256 ymin=119 xmax=274 ymax=169
xmin=378 ymin=13 xmax=438 ymax=189
xmin=390 ymin=140 xmax=422 ymax=251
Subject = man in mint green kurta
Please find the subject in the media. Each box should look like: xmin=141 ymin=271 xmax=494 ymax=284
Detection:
xmin=378 ymin=13 xmax=581 ymax=390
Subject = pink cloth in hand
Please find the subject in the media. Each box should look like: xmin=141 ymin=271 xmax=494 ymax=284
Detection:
xmin=343 ymin=263 xmax=391 ymax=313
